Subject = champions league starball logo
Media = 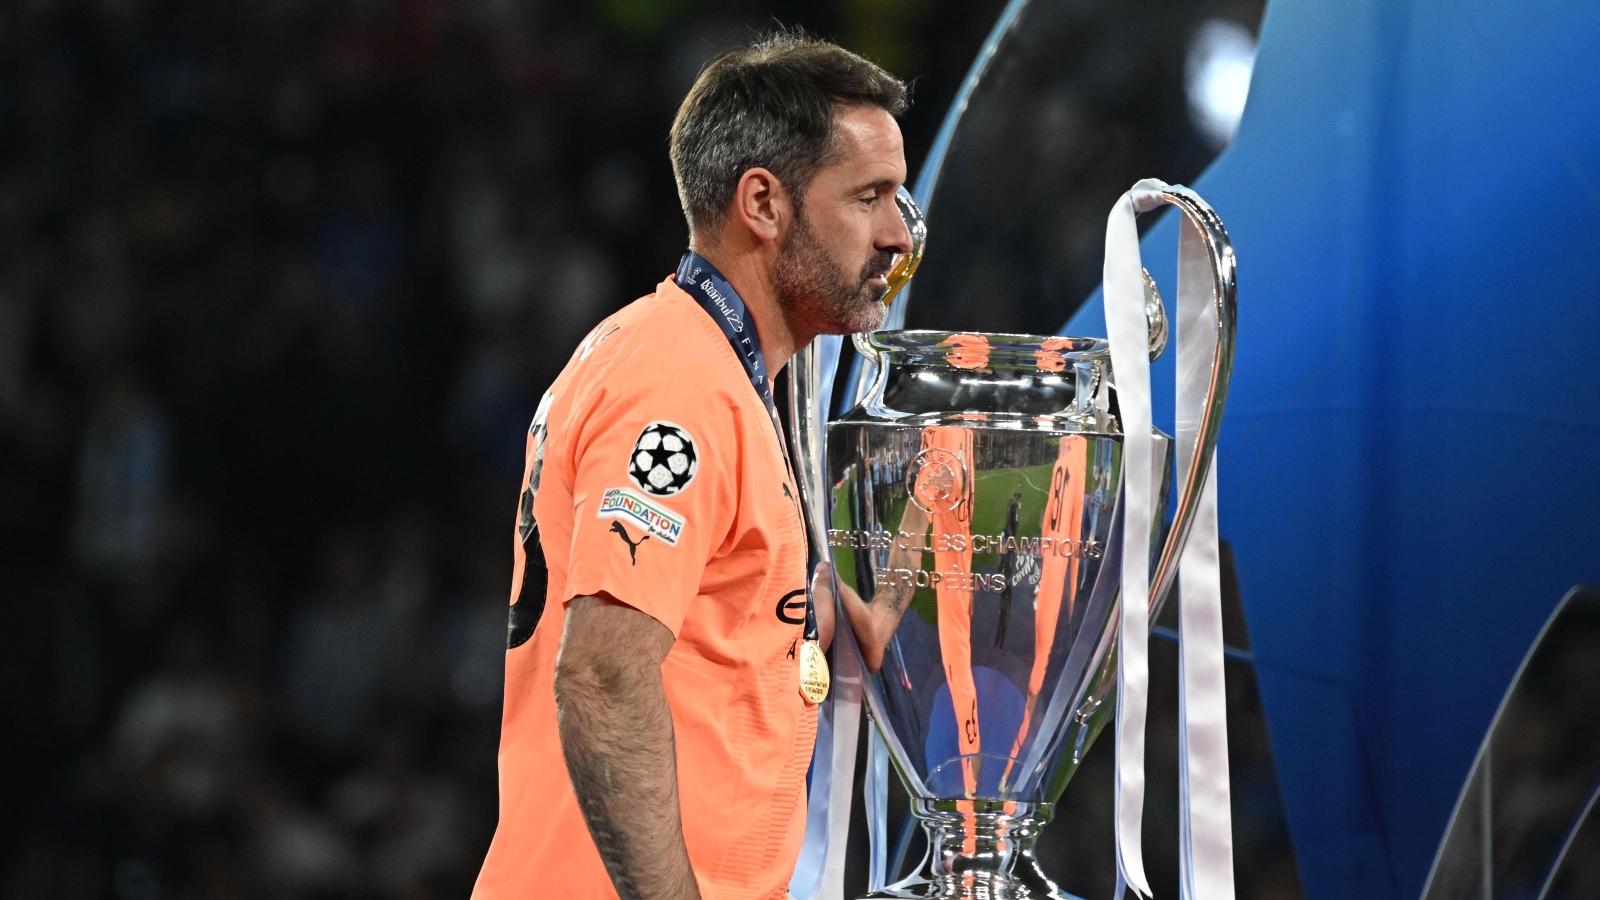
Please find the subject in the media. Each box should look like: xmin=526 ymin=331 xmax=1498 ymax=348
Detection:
xmin=628 ymin=422 xmax=698 ymax=496
xmin=908 ymin=447 xmax=966 ymax=515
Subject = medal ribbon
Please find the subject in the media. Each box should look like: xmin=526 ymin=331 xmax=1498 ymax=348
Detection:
xmin=1103 ymin=179 xmax=1234 ymax=900
xmin=675 ymin=251 xmax=820 ymax=646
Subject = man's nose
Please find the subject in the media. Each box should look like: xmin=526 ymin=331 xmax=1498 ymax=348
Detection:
xmin=878 ymin=198 xmax=914 ymax=255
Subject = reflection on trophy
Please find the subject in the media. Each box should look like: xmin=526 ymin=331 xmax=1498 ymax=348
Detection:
xmin=790 ymin=187 xmax=1236 ymax=899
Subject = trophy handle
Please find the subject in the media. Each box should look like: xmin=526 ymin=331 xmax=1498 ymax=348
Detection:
xmin=787 ymin=339 xmax=833 ymax=558
xmin=1142 ymin=268 xmax=1168 ymax=362
xmin=883 ymin=187 xmax=928 ymax=311
xmin=1145 ymin=186 xmax=1237 ymax=613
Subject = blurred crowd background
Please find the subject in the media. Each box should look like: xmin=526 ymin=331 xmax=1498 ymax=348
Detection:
xmin=0 ymin=1 xmax=1276 ymax=898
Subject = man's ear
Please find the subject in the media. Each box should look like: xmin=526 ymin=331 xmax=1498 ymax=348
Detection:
xmin=730 ymin=167 xmax=790 ymax=244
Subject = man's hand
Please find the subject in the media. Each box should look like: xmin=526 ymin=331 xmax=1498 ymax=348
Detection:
xmin=811 ymin=562 xmax=903 ymax=674
xmin=811 ymin=501 xmax=929 ymax=673
xmin=554 ymin=594 xmax=701 ymax=900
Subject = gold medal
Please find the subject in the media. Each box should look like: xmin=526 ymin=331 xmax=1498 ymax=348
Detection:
xmin=798 ymin=639 xmax=830 ymax=704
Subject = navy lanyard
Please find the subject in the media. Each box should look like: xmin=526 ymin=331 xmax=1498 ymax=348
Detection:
xmin=675 ymin=251 xmax=819 ymax=645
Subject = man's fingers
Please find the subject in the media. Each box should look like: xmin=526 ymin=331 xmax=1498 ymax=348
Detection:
xmin=809 ymin=561 xmax=833 ymax=602
xmin=809 ymin=563 xmax=836 ymax=650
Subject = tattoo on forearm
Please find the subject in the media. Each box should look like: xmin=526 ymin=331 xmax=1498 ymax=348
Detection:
xmin=568 ymin=750 xmax=645 ymax=897
xmin=557 ymin=623 xmax=699 ymax=900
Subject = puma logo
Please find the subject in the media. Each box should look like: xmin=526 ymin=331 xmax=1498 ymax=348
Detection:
xmin=782 ymin=483 xmax=793 ymax=500
xmin=610 ymin=522 xmax=649 ymax=564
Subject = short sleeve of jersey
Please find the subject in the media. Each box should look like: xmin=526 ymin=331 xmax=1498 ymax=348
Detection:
xmin=558 ymin=372 xmax=740 ymax=636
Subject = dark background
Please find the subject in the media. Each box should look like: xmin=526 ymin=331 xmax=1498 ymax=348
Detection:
xmin=0 ymin=1 xmax=1271 ymax=898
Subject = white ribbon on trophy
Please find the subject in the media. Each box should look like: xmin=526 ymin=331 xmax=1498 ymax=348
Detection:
xmin=788 ymin=332 xmax=848 ymax=900
xmin=1104 ymin=178 xmax=1235 ymax=900
xmin=785 ymin=335 xmax=897 ymax=900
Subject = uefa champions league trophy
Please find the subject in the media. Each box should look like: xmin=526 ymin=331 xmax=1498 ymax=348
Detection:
xmin=786 ymin=185 xmax=1237 ymax=899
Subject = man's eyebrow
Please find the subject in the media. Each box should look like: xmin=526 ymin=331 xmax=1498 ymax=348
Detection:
xmin=849 ymin=177 xmax=900 ymax=194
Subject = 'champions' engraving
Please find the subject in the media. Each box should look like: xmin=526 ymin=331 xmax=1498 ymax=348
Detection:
xmin=828 ymin=529 xmax=1103 ymax=559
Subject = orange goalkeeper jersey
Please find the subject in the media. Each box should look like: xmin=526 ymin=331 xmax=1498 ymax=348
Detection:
xmin=471 ymin=275 xmax=816 ymax=900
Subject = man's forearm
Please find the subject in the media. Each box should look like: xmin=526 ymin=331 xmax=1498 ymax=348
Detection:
xmin=555 ymin=619 xmax=700 ymax=900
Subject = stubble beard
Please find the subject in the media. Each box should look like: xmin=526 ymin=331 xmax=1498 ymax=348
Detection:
xmin=775 ymin=209 xmax=896 ymax=336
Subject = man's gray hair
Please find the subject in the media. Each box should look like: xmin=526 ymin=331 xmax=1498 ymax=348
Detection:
xmin=669 ymin=31 xmax=908 ymax=235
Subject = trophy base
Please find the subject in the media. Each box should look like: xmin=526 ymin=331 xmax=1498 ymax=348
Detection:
xmin=858 ymin=799 xmax=1081 ymax=900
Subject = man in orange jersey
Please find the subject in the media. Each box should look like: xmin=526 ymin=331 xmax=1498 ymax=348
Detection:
xmin=471 ymin=32 xmax=913 ymax=900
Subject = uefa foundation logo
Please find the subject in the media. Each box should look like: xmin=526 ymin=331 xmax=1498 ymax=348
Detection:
xmin=907 ymin=447 xmax=967 ymax=516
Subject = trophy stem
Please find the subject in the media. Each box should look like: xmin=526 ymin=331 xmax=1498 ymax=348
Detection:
xmin=866 ymin=799 xmax=1076 ymax=900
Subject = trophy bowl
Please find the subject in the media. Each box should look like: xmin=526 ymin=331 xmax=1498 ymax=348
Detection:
xmin=823 ymin=329 xmax=1174 ymax=899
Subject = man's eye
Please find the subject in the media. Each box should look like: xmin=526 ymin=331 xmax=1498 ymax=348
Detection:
xmin=858 ymin=195 xmax=877 ymax=206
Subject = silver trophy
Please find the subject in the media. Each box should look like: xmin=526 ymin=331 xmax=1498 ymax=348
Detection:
xmin=787 ymin=187 xmax=1236 ymax=898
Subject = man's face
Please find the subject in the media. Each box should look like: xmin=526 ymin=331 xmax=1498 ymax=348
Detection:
xmin=775 ymin=105 xmax=912 ymax=335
